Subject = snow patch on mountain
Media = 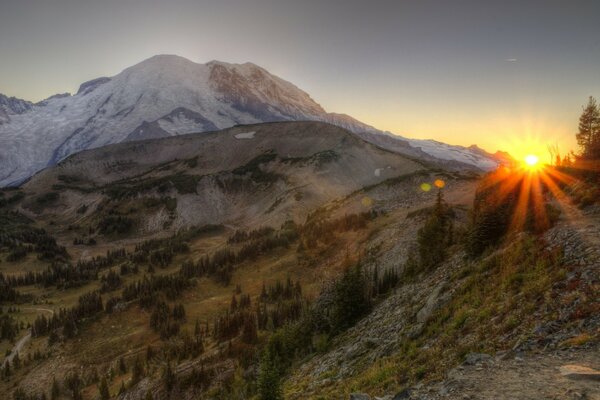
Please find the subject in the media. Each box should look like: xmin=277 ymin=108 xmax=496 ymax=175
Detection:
xmin=406 ymin=139 xmax=499 ymax=170
xmin=234 ymin=131 xmax=256 ymax=139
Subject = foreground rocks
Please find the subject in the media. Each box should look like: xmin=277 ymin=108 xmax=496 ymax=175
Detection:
xmin=354 ymin=345 xmax=600 ymax=400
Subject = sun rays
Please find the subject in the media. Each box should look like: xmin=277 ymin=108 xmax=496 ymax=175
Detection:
xmin=482 ymin=156 xmax=586 ymax=235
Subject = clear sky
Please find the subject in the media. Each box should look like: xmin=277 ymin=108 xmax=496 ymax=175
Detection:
xmin=1 ymin=0 xmax=599 ymax=160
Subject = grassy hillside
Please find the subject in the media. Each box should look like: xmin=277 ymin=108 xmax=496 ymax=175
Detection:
xmin=1 ymin=122 xmax=485 ymax=399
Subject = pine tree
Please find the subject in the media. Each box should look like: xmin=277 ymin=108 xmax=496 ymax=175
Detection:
xmin=118 ymin=356 xmax=127 ymax=374
xmin=12 ymin=352 xmax=20 ymax=369
xmin=3 ymin=360 xmax=10 ymax=379
xmin=118 ymin=381 xmax=126 ymax=395
xmin=146 ymin=345 xmax=154 ymax=363
xmin=257 ymin=349 xmax=282 ymax=400
xmin=131 ymin=356 xmax=144 ymax=385
xmin=194 ymin=319 xmax=201 ymax=337
xmin=331 ymin=263 xmax=370 ymax=333
xmin=241 ymin=316 xmax=258 ymax=344
xmin=48 ymin=330 xmax=58 ymax=346
xmin=50 ymin=377 xmax=60 ymax=400
xmin=65 ymin=372 xmax=82 ymax=400
xmin=163 ymin=362 xmax=176 ymax=392
xmin=577 ymin=96 xmax=600 ymax=159
xmin=98 ymin=376 xmax=110 ymax=400
xmin=417 ymin=190 xmax=452 ymax=269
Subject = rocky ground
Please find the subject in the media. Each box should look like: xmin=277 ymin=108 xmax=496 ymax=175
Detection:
xmin=289 ymin=198 xmax=600 ymax=400
xmin=357 ymin=345 xmax=599 ymax=400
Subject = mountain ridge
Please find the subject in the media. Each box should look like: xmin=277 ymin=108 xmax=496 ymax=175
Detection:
xmin=0 ymin=55 xmax=503 ymax=187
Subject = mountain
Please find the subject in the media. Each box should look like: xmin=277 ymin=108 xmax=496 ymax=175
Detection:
xmin=19 ymin=121 xmax=437 ymax=232
xmin=3 ymin=121 xmax=597 ymax=400
xmin=0 ymin=55 xmax=500 ymax=187
xmin=0 ymin=94 xmax=32 ymax=124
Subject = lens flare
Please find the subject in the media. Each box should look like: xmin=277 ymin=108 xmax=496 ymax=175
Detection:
xmin=525 ymin=154 xmax=539 ymax=167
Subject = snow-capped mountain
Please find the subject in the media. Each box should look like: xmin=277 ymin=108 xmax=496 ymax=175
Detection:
xmin=0 ymin=54 xmax=500 ymax=186
xmin=0 ymin=94 xmax=33 ymax=124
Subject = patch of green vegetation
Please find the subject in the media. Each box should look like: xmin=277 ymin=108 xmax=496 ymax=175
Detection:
xmin=57 ymin=174 xmax=83 ymax=184
xmin=97 ymin=215 xmax=135 ymax=236
xmin=465 ymin=169 xmax=561 ymax=257
xmin=0 ymin=191 xmax=24 ymax=208
xmin=0 ymin=211 xmax=68 ymax=267
xmin=232 ymin=151 xmax=282 ymax=184
xmin=35 ymin=191 xmax=59 ymax=206
xmin=282 ymin=150 xmax=340 ymax=167
xmin=103 ymin=173 xmax=201 ymax=199
xmin=184 ymin=156 xmax=198 ymax=168
xmin=142 ymin=196 xmax=177 ymax=211
xmin=51 ymin=183 xmax=96 ymax=193
xmin=346 ymin=169 xmax=431 ymax=199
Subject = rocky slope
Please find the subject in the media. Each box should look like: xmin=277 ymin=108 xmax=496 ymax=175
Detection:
xmin=0 ymin=54 xmax=502 ymax=187
xmin=284 ymin=196 xmax=600 ymax=400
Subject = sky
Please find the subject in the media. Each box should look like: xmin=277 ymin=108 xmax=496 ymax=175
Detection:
xmin=1 ymin=0 xmax=599 ymax=161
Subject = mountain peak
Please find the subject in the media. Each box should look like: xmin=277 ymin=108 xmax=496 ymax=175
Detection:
xmin=0 ymin=55 xmax=501 ymax=187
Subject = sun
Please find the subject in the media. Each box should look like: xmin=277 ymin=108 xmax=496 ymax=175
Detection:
xmin=524 ymin=154 xmax=540 ymax=169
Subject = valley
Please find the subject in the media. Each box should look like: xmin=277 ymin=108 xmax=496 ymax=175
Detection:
xmin=0 ymin=120 xmax=598 ymax=400
xmin=1 ymin=121 xmax=486 ymax=399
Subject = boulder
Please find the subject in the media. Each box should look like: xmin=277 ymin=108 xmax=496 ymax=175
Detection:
xmin=463 ymin=352 xmax=492 ymax=366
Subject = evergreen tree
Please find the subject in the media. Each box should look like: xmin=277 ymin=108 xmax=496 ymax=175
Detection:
xmin=50 ymin=377 xmax=60 ymax=400
xmin=146 ymin=345 xmax=154 ymax=364
xmin=12 ymin=352 xmax=20 ymax=369
xmin=131 ymin=356 xmax=144 ymax=385
xmin=48 ymin=330 xmax=58 ymax=346
xmin=163 ymin=362 xmax=176 ymax=392
xmin=3 ymin=360 xmax=10 ymax=379
xmin=577 ymin=96 xmax=600 ymax=158
xmin=257 ymin=349 xmax=282 ymax=400
xmin=118 ymin=356 xmax=127 ymax=374
xmin=417 ymin=190 xmax=453 ymax=269
xmin=241 ymin=316 xmax=258 ymax=344
xmin=331 ymin=263 xmax=370 ymax=333
xmin=118 ymin=381 xmax=126 ymax=395
xmin=13 ymin=387 xmax=27 ymax=400
xmin=65 ymin=372 xmax=82 ymax=400
xmin=98 ymin=376 xmax=110 ymax=400
xmin=194 ymin=319 xmax=201 ymax=337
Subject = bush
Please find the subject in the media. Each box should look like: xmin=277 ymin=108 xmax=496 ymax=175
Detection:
xmin=97 ymin=215 xmax=134 ymax=235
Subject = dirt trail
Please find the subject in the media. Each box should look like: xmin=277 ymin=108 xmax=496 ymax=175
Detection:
xmin=4 ymin=307 xmax=54 ymax=365
xmin=403 ymin=347 xmax=600 ymax=400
